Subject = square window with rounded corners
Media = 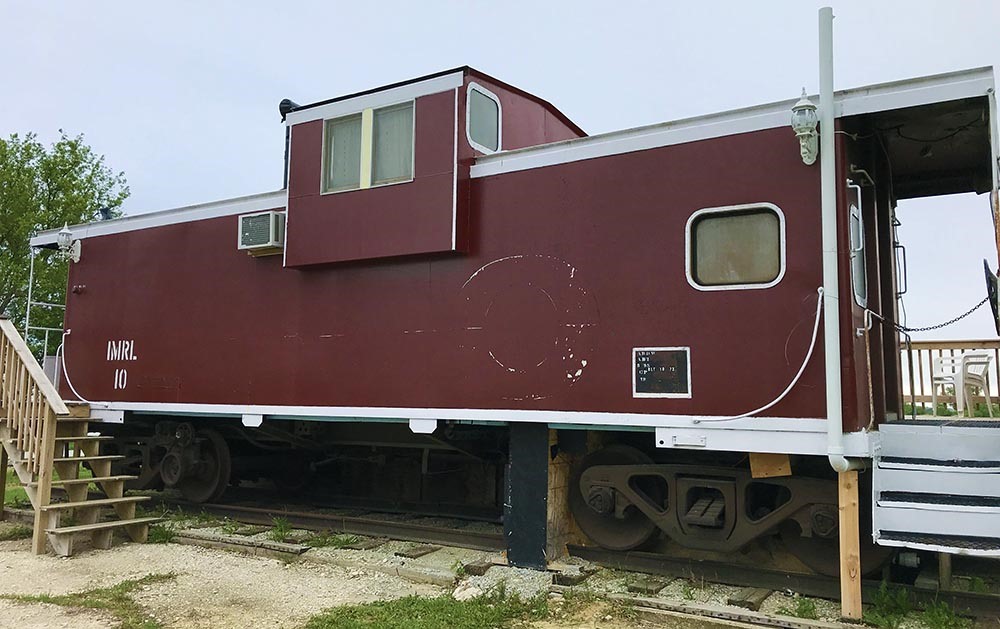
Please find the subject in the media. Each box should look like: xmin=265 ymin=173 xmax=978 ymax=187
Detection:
xmin=686 ymin=204 xmax=785 ymax=290
xmin=467 ymin=83 xmax=501 ymax=153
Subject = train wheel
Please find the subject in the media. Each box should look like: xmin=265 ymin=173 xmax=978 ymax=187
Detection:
xmin=177 ymin=429 xmax=231 ymax=503
xmin=779 ymin=505 xmax=893 ymax=577
xmin=569 ymin=445 xmax=662 ymax=551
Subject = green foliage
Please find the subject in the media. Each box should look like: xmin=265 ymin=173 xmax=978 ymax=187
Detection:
xmin=0 ymin=131 xmax=128 ymax=356
xmin=922 ymin=600 xmax=971 ymax=629
xmin=147 ymin=524 xmax=175 ymax=544
xmin=302 ymin=589 xmax=548 ymax=629
xmin=681 ymin=581 xmax=695 ymax=600
xmin=0 ymin=572 xmax=174 ymax=629
xmin=864 ymin=582 xmax=912 ymax=629
xmin=302 ymin=531 xmax=361 ymax=548
xmin=218 ymin=518 xmax=241 ymax=535
xmin=268 ymin=516 xmax=292 ymax=542
xmin=778 ymin=597 xmax=819 ymax=620
xmin=966 ymin=576 xmax=988 ymax=594
xmin=0 ymin=524 xmax=33 ymax=541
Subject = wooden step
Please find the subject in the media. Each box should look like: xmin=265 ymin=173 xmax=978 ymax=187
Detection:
xmin=29 ymin=475 xmax=137 ymax=487
xmin=40 ymin=496 xmax=150 ymax=512
xmin=54 ymin=435 xmax=113 ymax=443
xmin=4 ymin=435 xmax=111 ymax=444
xmin=51 ymin=454 xmax=123 ymax=463
xmin=46 ymin=516 xmax=160 ymax=535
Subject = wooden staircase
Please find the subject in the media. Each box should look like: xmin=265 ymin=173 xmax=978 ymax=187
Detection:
xmin=0 ymin=316 xmax=157 ymax=556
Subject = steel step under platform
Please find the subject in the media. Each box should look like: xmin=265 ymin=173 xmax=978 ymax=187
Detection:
xmin=873 ymin=422 xmax=1000 ymax=556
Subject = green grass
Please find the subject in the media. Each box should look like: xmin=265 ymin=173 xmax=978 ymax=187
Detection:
xmin=147 ymin=524 xmax=176 ymax=544
xmin=778 ymin=597 xmax=819 ymax=620
xmin=922 ymin=600 xmax=971 ymax=629
xmin=302 ymin=589 xmax=548 ymax=629
xmin=268 ymin=516 xmax=292 ymax=542
xmin=0 ymin=573 xmax=176 ymax=629
xmin=864 ymin=582 xmax=912 ymax=629
xmin=304 ymin=531 xmax=362 ymax=549
xmin=4 ymin=467 xmax=30 ymax=507
xmin=0 ymin=524 xmax=33 ymax=541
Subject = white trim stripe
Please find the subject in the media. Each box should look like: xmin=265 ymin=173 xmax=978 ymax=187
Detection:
xmin=471 ymin=66 xmax=995 ymax=179
xmin=31 ymin=190 xmax=287 ymax=246
xmin=285 ymin=72 xmax=464 ymax=126
xmin=86 ymin=400 xmax=872 ymax=457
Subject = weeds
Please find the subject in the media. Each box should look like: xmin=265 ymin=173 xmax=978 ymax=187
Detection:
xmin=778 ymin=597 xmax=819 ymax=620
xmin=451 ymin=559 xmax=467 ymax=578
xmin=864 ymin=582 xmax=912 ymax=629
xmin=0 ymin=572 xmax=176 ymax=629
xmin=922 ymin=600 xmax=971 ymax=629
xmin=304 ymin=532 xmax=361 ymax=549
xmin=967 ymin=576 xmax=988 ymax=594
xmin=268 ymin=516 xmax=292 ymax=542
xmin=218 ymin=518 xmax=241 ymax=535
xmin=0 ymin=524 xmax=33 ymax=541
xmin=303 ymin=588 xmax=547 ymax=629
xmin=147 ymin=524 xmax=175 ymax=544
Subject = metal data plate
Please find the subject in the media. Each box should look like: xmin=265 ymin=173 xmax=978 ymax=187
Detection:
xmin=633 ymin=347 xmax=691 ymax=398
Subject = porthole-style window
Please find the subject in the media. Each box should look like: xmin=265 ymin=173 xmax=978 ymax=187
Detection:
xmin=685 ymin=203 xmax=786 ymax=291
xmin=466 ymin=83 xmax=501 ymax=154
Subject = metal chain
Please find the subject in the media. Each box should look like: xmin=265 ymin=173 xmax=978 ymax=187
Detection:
xmin=897 ymin=296 xmax=989 ymax=333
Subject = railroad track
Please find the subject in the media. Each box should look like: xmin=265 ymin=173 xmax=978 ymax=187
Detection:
xmin=568 ymin=545 xmax=1000 ymax=620
xmin=152 ymin=497 xmax=506 ymax=552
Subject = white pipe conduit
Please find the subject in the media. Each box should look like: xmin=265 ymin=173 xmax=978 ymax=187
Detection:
xmin=819 ymin=7 xmax=859 ymax=472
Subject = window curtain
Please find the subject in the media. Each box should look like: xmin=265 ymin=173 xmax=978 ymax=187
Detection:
xmin=373 ymin=103 xmax=414 ymax=184
xmin=326 ymin=114 xmax=362 ymax=190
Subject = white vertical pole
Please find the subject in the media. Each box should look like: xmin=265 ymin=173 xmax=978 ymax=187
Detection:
xmin=819 ymin=7 xmax=847 ymax=472
xmin=24 ymin=248 xmax=35 ymax=339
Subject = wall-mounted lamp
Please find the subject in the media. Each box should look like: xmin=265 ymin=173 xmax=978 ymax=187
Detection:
xmin=791 ymin=89 xmax=819 ymax=165
xmin=56 ymin=223 xmax=81 ymax=263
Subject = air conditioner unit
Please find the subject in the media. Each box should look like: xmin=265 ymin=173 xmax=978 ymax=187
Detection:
xmin=238 ymin=211 xmax=285 ymax=254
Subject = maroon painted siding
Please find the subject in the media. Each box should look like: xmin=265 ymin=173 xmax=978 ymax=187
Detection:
xmin=61 ymin=125 xmax=835 ymax=423
xmin=285 ymin=90 xmax=460 ymax=266
xmin=462 ymin=72 xmax=585 ymax=157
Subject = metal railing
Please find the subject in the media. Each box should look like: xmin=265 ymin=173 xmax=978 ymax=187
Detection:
xmin=0 ymin=316 xmax=69 ymax=554
xmin=900 ymin=339 xmax=1000 ymax=412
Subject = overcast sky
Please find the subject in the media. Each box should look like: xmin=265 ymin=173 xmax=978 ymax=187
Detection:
xmin=3 ymin=0 xmax=1000 ymax=341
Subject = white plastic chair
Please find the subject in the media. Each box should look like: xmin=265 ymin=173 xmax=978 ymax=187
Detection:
xmin=930 ymin=351 xmax=994 ymax=417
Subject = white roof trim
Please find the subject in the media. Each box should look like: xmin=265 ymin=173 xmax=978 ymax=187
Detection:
xmin=472 ymin=66 xmax=995 ymax=179
xmin=31 ymin=190 xmax=287 ymax=246
xmin=284 ymin=71 xmax=464 ymax=126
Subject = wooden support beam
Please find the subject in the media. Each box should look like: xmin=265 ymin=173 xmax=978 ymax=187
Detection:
xmin=0 ymin=446 xmax=6 ymax=520
xmin=838 ymin=470 xmax=862 ymax=620
xmin=938 ymin=553 xmax=953 ymax=591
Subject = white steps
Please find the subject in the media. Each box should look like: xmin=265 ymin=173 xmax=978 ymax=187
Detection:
xmin=873 ymin=421 xmax=1000 ymax=556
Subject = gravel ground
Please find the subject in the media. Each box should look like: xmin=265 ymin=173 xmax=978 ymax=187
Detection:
xmin=0 ymin=532 xmax=441 ymax=629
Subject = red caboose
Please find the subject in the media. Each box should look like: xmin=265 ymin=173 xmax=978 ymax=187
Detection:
xmin=28 ymin=50 xmax=1000 ymax=579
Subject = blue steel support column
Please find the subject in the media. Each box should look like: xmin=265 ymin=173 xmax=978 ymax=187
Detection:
xmin=504 ymin=422 xmax=549 ymax=569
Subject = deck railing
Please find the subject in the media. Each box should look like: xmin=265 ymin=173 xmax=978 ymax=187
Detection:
xmin=900 ymin=339 xmax=1000 ymax=412
xmin=0 ymin=315 xmax=68 ymax=554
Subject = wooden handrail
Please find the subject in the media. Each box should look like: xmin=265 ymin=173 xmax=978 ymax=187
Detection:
xmin=0 ymin=316 xmax=65 ymax=554
xmin=0 ymin=319 xmax=68 ymax=416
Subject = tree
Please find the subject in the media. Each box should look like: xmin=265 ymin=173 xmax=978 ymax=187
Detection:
xmin=0 ymin=131 xmax=129 ymax=355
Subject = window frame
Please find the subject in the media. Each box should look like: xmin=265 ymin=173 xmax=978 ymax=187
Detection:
xmin=319 ymin=100 xmax=416 ymax=195
xmin=849 ymin=202 xmax=868 ymax=308
xmin=320 ymin=112 xmax=364 ymax=193
xmin=465 ymin=82 xmax=502 ymax=155
xmin=684 ymin=202 xmax=787 ymax=292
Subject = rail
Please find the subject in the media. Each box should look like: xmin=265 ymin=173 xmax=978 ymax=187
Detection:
xmin=900 ymin=339 xmax=1000 ymax=413
xmin=0 ymin=315 xmax=68 ymax=554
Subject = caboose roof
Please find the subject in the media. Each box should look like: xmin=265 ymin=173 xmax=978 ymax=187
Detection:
xmin=282 ymin=66 xmax=586 ymax=137
xmin=32 ymin=66 xmax=995 ymax=246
